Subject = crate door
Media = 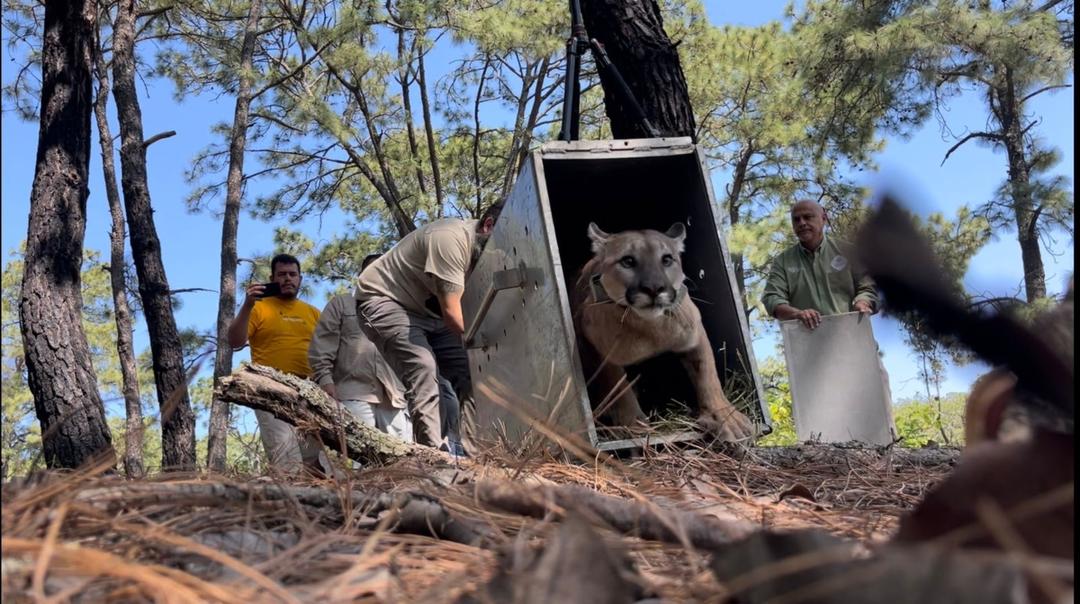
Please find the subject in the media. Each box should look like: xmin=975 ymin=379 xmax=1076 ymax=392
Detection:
xmin=462 ymin=155 xmax=597 ymax=451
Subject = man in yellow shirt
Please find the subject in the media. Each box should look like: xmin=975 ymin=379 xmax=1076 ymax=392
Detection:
xmin=227 ymin=253 xmax=322 ymax=474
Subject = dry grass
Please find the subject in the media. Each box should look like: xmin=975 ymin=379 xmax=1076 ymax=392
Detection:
xmin=0 ymin=440 xmax=956 ymax=603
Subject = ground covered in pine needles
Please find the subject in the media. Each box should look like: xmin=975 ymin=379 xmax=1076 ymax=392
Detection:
xmin=1 ymin=441 xmax=960 ymax=603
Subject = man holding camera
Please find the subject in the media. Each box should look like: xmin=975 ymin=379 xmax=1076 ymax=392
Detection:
xmin=227 ymin=253 xmax=323 ymax=474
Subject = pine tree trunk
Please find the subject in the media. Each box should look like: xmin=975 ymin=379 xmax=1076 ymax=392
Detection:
xmin=397 ymin=30 xmax=428 ymax=200
xmin=112 ymin=0 xmax=196 ymax=471
xmin=19 ymin=0 xmax=114 ymax=470
xmin=999 ymin=68 xmax=1046 ymax=303
xmin=416 ymin=38 xmax=445 ymax=212
xmin=579 ymin=0 xmax=696 ymax=139
xmin=727 ymin=144 xmax=754 ymax=310
xmin=207 ymin=0 xmax=264 ymax=473
xmin=92 ymin=23 xmax=144 ymax=479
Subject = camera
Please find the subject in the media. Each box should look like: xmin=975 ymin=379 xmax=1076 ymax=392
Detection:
xmin=256 ymin=282 xmax=282 ymax=298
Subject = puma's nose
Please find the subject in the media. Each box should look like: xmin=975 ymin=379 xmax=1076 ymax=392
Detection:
xmin=638 ymin=284 xmax=659 ymax=297
xmin=638 ymin=284 xmax=674 ymax=304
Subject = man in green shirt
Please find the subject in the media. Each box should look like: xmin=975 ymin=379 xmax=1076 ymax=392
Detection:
xmin=762 ymin=200 xmax=878 ymax=328
xmin=763 ymin=200 xmax=895 ymax=436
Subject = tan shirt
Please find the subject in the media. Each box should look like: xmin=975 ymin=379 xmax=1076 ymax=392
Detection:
xmin=307 ymin=294 xmax=406 ymax=407
xmin=354 ymin=218 xmax=479 ymax=317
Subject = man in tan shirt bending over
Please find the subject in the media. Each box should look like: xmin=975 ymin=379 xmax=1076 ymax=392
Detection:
xmin=354 ymin=202 xmax=504 ymax=455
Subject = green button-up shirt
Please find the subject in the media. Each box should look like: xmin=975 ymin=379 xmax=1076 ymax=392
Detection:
xmin=762 ymin=236 xmax=878 ymax=317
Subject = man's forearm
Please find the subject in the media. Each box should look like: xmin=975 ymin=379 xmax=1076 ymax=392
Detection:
xmin=227 ymin=304 xmax=253 ymax=348
xmin=437 ymin=289 xmax=466 ymax=335
xmin=442 ymin=301 xmax=465 ymax=335
xmin=771 ymin=303 xmax=802 ymax=321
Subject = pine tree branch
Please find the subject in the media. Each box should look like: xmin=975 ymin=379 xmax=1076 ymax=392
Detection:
xmin=142 ymin=130 xmax=176 ymax=148
xmin=1020 ymin=84 xmax=1071 ymax=105
xmin=940 ymin=132 xmax=1003 ymax=166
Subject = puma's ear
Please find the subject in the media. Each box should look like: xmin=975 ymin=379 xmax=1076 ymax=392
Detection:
xmin=587 ymin=222 xmax=611 ymax=254
xmin=665 ymin=222 xmax=686 ymax=253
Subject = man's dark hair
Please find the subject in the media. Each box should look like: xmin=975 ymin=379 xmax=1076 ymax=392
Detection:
xmin=479 ymin=199 xmax=505 ymax=228
xmin=361 ymin=253 xmax=382 ymax=271
xmin=270 ymin=253 xmax=302 ymax=275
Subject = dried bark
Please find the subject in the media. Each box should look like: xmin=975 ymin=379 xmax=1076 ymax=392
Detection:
xmin=92 ymin=19 xmax=144 ymax=479
xmin=579 ymin=0 xmax=696 ymax=139
xmin=112 ymin=0 xmax=196 ymax=470
xmin=19 ymin=0 xmax=114 ymax=470
xmin=208 ymin=0 xmax=265 ymax=473
xmin=214 ymin=364 xmax=416 ymax=466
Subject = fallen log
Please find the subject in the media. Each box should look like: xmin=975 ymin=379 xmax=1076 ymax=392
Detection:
xmin=473 ymin=480 xmax=756 ymax=551
xmin=75 ymin=480 xmax=490 ymax=546
xmin=214 ymin=363 xmax=415 ymax=466
xmin=735 ymin=443 xmax=960 ymax=470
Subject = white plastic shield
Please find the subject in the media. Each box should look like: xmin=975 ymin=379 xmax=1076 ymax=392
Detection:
xmin=780 ymin=312 xmax=894 ymax=445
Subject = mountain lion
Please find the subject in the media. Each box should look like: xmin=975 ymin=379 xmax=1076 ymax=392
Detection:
xmin=571 ymin=222 xmax=754 ymax=441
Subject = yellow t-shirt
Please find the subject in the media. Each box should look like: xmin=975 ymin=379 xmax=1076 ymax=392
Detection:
xmin=248 ymin=296 xmax=321 ymax=377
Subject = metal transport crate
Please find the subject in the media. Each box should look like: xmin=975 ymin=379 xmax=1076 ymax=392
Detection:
xmin=462 ymin=138 xmax=770 ymax=453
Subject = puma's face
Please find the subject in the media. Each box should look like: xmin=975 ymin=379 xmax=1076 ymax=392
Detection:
xmin=587 ymin=222 xmax=687 ymax=319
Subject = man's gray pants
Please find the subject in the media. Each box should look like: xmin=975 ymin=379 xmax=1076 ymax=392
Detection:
xmin=254 ymin=410 xmax=328 ymax=475
xmin=356 ymin=296 xmax=476 ymax=454
xmin=340 ymin=399 xmax=413 ymax=441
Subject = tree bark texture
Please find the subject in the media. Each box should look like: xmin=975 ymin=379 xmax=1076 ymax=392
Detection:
xmin=214 ymin=364 xmax=416 ymax=466
xmin=92 ymin=26 xmax=144 ymax=479
xmin=998 ymin=67 xmax=1046 ymax=302
xmin=18 ymin=0 xmax=114 ymax=470
xmin=208 ymin=0 xmax=264 ymax=473
xmin=580 ymin=0 xmax=696 ymax=139
xmin=112 ymin=0 xmax=196 ymax=471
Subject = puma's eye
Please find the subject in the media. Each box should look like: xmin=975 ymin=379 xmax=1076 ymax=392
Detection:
xmin=661 ymin=254 xmax=675 ymax=267
xmin=618 ymin=256 xmax=637 ymax=269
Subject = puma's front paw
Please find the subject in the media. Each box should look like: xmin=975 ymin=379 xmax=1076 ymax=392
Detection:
xmin=698 ymin=405 xmax=755 ymax=442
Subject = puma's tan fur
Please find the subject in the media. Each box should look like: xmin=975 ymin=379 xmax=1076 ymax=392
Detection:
xmin=571 ymin=222 xmax=754 ymax=441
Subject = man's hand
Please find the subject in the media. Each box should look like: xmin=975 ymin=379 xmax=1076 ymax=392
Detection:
xmin=242 ymin=282 xmax=267 ymax=308
xmin=796 ymin=308 xmax=822 ymax=330
xmin=227 ymin=282 xmax=265 ymax=349
xmin=320 ymin=383 xmax=338 ymax=400
xmin=853 ymin=300 xmax=873 ymax=315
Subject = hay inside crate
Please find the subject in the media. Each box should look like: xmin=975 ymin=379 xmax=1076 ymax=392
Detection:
xmin=462 ymin=138 xmax=770 ymax=453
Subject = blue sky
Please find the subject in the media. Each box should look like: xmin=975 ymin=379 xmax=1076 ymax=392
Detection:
xmin=1 ymin=0 xmax=1074 ymax=432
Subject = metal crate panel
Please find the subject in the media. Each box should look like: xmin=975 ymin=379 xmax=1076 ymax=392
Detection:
xmin=462 ymin=156 xmax=596 ymax=449
xmin=463 ymin=138 xmax=769 ymax=452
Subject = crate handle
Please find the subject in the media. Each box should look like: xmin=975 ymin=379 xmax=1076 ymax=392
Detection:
xmin=464 ymin=265 xmax=528 ymax=349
